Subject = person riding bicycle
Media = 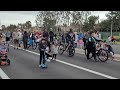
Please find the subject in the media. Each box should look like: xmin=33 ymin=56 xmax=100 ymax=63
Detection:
xmin=65 ymin=28 xmax=75 ymax=51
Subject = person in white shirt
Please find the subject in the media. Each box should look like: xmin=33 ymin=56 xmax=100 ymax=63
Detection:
xmin=17 ymin=29 xmax=23 ymax=47
xmin=74 ymin=32 xmax=78 ymax=48
xmin=45 ymin=46 xmax=52 ymax=62
xmin=107 ymin=36 xmax=111 ymax=45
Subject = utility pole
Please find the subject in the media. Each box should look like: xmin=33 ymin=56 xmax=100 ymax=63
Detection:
xmin=0 ymin=19 xmax=1 ymax=30
xmin=111 ymin=21 xmax=113 ymax=37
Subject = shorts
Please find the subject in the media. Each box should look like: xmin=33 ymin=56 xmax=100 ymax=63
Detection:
xmin=6 ymin=37 xmax=10 ymax=42
xmin=14 ymin=39 xmax=19 ymax=44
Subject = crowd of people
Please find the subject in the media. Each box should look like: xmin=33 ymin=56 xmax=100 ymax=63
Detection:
xmin=0 ymin=28 xmax=116 ymax=68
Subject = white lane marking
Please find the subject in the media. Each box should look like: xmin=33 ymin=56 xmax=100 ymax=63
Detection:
xmin=0 ymin=68 xmax=10 ymax=79
xmin=10 ymin=45 xmax=118 ymax=79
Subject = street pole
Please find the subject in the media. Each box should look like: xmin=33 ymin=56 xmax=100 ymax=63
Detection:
xmin=0 ymin=19 xmax=1 ymax=30
xmin=111 ymin=21 xmax=113 ymax=37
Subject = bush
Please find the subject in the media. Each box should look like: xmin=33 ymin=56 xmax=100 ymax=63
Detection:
xmin=115 ymin=36 xmax=120 ymax=41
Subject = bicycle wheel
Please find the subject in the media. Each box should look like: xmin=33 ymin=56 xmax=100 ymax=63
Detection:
xmin=68 ymin=46 xmax=75 ymax=57
xmin=58 ymin=44 xmax=64 ymax=55
xmin=98 ymin=49 xmax=108 ymax=62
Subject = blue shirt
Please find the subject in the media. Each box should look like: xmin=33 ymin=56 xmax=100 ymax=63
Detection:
xmin=6 ymin=31 xmax=11 ymax=38
xmin=78 ymin=33 xmax=84 ymax=40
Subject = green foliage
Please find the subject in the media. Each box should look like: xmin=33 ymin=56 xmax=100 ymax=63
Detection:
xmin=115 ymin=36 xmax=120 ymax=41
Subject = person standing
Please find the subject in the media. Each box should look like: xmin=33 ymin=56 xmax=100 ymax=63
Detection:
xmin=13 ymin=30 xmax=19 ymax=49
xmin=43 ymin=28 xmax=49 ymax=41
xmin=51 ymin=42 xmax=58 ymax=61
xmin=17 ymin=29 xmax=23 ymax=47
xmin=23 ymin=31 xmax=28 ymax=49
xmin=5 ymin=30 xmax=11 ymax=48
xmin=86 ymin=31 xmax=97 ymax=61
xmin=49 ymin=30 xmax=54 ymax=42
xmin=39 ymin=37 xmax=47 ymax=68
xmin=12 ymin=31 xmax=16 ymax=49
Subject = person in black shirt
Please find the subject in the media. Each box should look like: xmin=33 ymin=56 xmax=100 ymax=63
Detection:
xmin=43 ymin=28 xmax=49 ymax=40
xmin=86 ymin=31 xmax=97 ymax=61
xmin=39 ymin=37 xmax=47 ymax=68
xmin=23 ymin=31 xmax=28 ymax=49
xmin=49 ymin=30 xmax=54 ymax=42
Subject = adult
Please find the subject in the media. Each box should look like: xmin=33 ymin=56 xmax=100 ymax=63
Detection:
xmin=23 ymin=31 xmax=28 ymax=49
xmin=12 ymin=31 xmax=16 ymax=49
xmin=107 ymin=36 xmax=111 ymax=45
xmin=49 ymin=30 xmax=54 ymax=42
xmin=5 ymin=30 xmax=11 ymax=47
xmin=111 ymin=35 xmax=115 ymax=44
xmin=66 ymin=28 xmax=75 ymax=48
xmin=17 ymin=29 xmax=23 ymax=47
xmin=78 ymin=31 xmax=84 ymax=40
xmin=0 ymin=32 xmax=5 ymax=44
xmin=86 ymin=31 xmax=97 ymax=61
xmin=13 ymin=30 xmax=19 ymax=49
xmin=74 ymin=32 xmax=78 ymax=48
xmin=43 ymin=28 xmax=49 ymax=41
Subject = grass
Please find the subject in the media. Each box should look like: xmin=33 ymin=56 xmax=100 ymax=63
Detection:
xmin=115 ymin=41 xmax=120 ymax=45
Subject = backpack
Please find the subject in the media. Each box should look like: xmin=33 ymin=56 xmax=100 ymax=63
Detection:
xmin=39 ymin=39 xmax=47 ymax=51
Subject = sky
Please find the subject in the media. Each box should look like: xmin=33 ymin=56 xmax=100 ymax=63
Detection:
xmin=0 ymin=11 xmax=109 ymax=27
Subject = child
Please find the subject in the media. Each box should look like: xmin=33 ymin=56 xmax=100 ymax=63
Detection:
xmin=79 ymin=38 xmax=84 ymax=49
xmin=51 ymin=42 xmax=58 ymax=61
xmin=45 ymin=46 xmax=52 ymax=62
xmin=39 ymin=38 xmax=47 ymax=68
xmin=105 ymin=44 xmax=115 ymax=60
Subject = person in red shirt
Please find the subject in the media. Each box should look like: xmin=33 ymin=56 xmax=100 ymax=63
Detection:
xmin=111 ymin=35 xmax=115 ymax=44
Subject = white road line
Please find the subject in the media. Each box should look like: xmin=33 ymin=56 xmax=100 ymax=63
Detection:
xmin=0 ymin=68 xmax=10 ymax=79
xmin=10 ymin=45 xmax=118 ymax=79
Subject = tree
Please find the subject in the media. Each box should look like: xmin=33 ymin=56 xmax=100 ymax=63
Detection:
xmin=6 ymin=24 xmax=17 ymax=31
xmin=72 ymin=11 xmax=91 ymax=32
xmin=25 ymin=21 xmax=32 ymax=29
xmin=1 ymin=25 xmax=6 ymax=30
xmin=106 ymin=11 xmax=120 ymax=32
xmin=36 ymin=11 xmax=92 ymax=32
xmin=43 ymin=18 xmax=56 ymax=31
xmin=99 ymin=19 xmax=111 ymax=32
xmin=83 ymin=15 xmax=99 ymax=31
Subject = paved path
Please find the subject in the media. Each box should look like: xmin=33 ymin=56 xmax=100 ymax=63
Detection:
xmin=0 ymin=46 xmax=120 ymax=79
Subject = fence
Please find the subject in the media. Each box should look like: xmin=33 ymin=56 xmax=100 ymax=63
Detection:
xmin=101 ymin=32 xmax=120 ymax=40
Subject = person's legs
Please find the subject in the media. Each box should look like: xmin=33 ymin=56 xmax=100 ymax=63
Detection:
xmin=39 ymin=50 xmax=43 ymax=65
xmin=54 ymin=54 xmax=57 ymax=60
xmin=13 ymin=39 xmax=16 ymax=49
xmin=25 ymin=41 xmax=28 ymax=49
xmin=87 ymin=47 xmax=91 ymax=60
xmin=51 ymin=36 xmax=53 ymax=42
xmin=92 ymin=47 xmax=97 ymax=60
xmin=23 ymin=41 xmax=26 ymax=49
xmin=42 ymin=51 xmax=46 ymax=65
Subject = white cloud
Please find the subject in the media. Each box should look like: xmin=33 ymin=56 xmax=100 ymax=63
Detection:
xmin=0 ymin=11 xmax=38 ymax=26
xmin=0 ymin=11 xmax=109 ymax=27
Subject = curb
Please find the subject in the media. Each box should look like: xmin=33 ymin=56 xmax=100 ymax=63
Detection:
xmin=75 ymin=48 xmax=120 ymax=61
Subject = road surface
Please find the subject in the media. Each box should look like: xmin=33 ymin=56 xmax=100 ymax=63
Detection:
xmin=0 ymin=46 xmax=120 ymax=79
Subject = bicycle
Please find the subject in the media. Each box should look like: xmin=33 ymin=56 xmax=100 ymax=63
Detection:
xmin=58 ymin=40 xmax=75 ymax=57
xmin=84 ymin=44 xmax=109 ymax=62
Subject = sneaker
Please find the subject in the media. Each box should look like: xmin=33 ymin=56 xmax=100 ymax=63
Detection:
xmin=41 ymin=64 xmax=47 ymax=68
xmin=94 ymin=59 xmax=99 ymax=62
xmin=46 ymin=59 xmax=51 ymax=62
xmin=39 ymin=65 xmax=41 ymax=67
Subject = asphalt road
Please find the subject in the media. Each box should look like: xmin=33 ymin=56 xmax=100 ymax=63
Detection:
xmin=0 ymin=46 xmax=120 ymax=79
